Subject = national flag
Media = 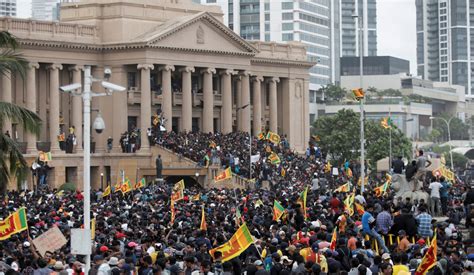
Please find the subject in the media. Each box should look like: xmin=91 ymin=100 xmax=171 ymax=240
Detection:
xmin=171 ymin=180 xmax=185 ymax=201
xmin=280 ymin=167 xmax=286 ymax=177
xmin=120 ymin=178 xmax=133 ymax=194
xmin=170 ymin=199 xmax=176 ymax=225
xmin=344 ymin=193 xmax=355 ymax=216
xmin=374 ymin=181 xmax=389 ymax=197
xmin=200 ymin=206 xmax=207 ymax=231
xmin=235 ymin=207 xmax=243 ymax=226
xmin=296 ymin=187 xmax=308 ymax=219
xmin=152 ymin=114 xmax=160 ymax=126
xmin=209 ymin=141 xmax=217 ymax=148
xmin=134 ymin=178 xmax=146 ymax=190
xmin=102 ymin=186 xmax=111 ymax=198
xmin=334 ymin=183 xmax=350 ymax=193
xmin=273 ymin=200 xmax=285 ymax=221
xmin=266 ymin=131 xmax=281 ymax=144
xmin=415 ymin=234 xmax=437 ymax=275
xmin=324 ymin=161 xmax=332 ymax=174
xmin=354 ymin=202 xmax=365 ymax=215
xmin=386 ymin=174 xmax=392 ymax=183
xmin=352 ymin=88 xmax=364 ymax=100
xmin=209 ymin=223 xmax=254 ymax=262
xmin=381 ymin=117 xmax=393 ymax=129
xmin=268 ymin=152 xmax=280 ymax=165
xmin=55 ymin=190 xmax=64 ymax=198
xmin=357 ymin=176 xmax=369 ymax=186
xmin=312 ymin=135 xmax=321 ymax=142
xmin=329 ymin=227 xmax=337 ymax=251
xmin=215 ymin=167 xmax=232 ymax=182
xmin=39 ymin=151 xmax=52 ymax=162
xmin=113 ymin=182 xmax=122 ymax=193
xmin=91 ymin=218 xmax=96 ymax=240
xmin=346 ymin=167 xmax=353 ymax=178
xmin=0 ymin=208 xmax=28 ymax=241
xmin=257 ymin=132 xmax=266 ymax=140
xmin=192 ymin=194 xmax=201 ymax=201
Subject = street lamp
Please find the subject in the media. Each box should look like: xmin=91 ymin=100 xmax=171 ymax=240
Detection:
xmin=60 ymin=66 xmax=125 ymax=273
xmin=353 ymin=12 xmax=365 ymax=194
xmin=430 ymin=116 xmax=455 ymax=170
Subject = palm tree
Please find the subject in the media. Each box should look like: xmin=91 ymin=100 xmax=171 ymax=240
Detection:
xmin=0 ymin=31 xmax=41 ymax=192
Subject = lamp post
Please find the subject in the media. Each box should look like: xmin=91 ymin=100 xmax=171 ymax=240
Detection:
xmin=60 ymin=66 xmax=125 ymax=273
xmin=430 ymin=116 xmax=455 ymax=170
xmin=353 ymin=12 xmax=365 ymax=194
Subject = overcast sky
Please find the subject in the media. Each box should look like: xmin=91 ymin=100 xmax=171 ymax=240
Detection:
xmin=377 ymin=0 xmax=417 ymax=75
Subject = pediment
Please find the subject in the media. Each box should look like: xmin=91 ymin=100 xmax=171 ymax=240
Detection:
xmin=135 ymin=12 xmax=257 ymax=55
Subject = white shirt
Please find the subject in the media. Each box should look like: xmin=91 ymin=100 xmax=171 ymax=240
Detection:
xmin=429 ymin=181 xmax=442 ymax=198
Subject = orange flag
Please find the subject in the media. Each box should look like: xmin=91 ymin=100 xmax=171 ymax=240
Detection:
xmin=329 ymin=227 xmax=337 ymax=251
xmin=415 ymin=234 xmax=437 ymax=275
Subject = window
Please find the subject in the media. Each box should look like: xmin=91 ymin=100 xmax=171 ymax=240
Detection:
xmin=282 ymin=23 xmax=293 ymax=31
xmin=310 ymin=114 xmax=316 ymax=123
xmin=440 ymin=2 xmax=446 ymax=7
xmin=441 ymin=49 xmax=447 ymax=55
xmin=282 ymin=33 xmax=294 ymax=41
xmin=298 ymin=13 xmax=329 ymax=26
xmin=265 ymin=13 xmax=270 ymax=21
xmin=282 ymin=2 xmax=293 ymax=9
xmin=440 ymin=22 xmax=447 ymax=28
xmin=264 ymin=3 xmax=269 ymax=10
xmin=127 ymin=72 xmax=136 ymax=88
xmin=265 ymin=34 xmax=270 ymax=41
xmin=265 ymin=23 xmax=270 ymax=31
xmin=282 ymin=12 xmax=293 ymax=20
xmin=441 ymin=63 xmax=448 ymax=68
xmin=441 ymin=42 xmax=447 ymax=48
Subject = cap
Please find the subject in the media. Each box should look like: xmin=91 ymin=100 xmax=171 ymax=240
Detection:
xmin=53 ymin=261 xmax=64 ymax=270
xmin=128 ymin=242 xmax=138 ymax=248
xmin=382 ymin=253 xmax=391 ymax=260
xmin=254 ymin=260 xmax=263 ymax=266
xmin=417 ymin=239 xmax=426 ymax=245
xmin=99 ymin=246 xmax=109 ymax=252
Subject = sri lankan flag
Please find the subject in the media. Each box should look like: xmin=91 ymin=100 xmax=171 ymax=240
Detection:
xmin=0 ymin=208 xmax=28 ymax=241
xmin=374 ymin=181 xmax=389 ymax=197
xmin=200 ymin=205 xmax=207 ymax=231
xmin=209 ymin=223 xmax=254 ymax=262
xmin=113 ymin=182 xmax=122 ymax=193
xmin=344 ymin=193 xmax=355 ymax=216
xmin=171 ymin=179 xmax=185 ymax=201
xmin=329 ymin=227 xmax=337 ymax=251
xmin=170 ymin=199 xmax=176 ymax=225
xmin=352 ymin=88 xmax=364 ymax=100
xmin=354 ymin=202 xmax=365 ymax=215
xmin=257 ymin=132 xmax=266 ymax=140
xmin=192 ymin=194 xmax=201 ymax=201
xmin=215 ymin=167 xmax=232 ymax=182
xmin=296 ymin=187 xmax=308 ymax=219
xmin=268 ymin=152 xmax=280 ymax=165
xmin=415 ymin=234 xmax=437 ymax=275
xmin=324 ymin=161 xmax=332 ymax=174
xmin=273 ymin=200 xmax=285 ymax=221
xmin=357 ymin=176 xmax=369 ymax=186
xmin=266 ymin=131 xmax=281 ymax=144
xmin=120 ymin=178 xmax=132 ymax=194
xmin=209 ymin=141 xmax=217 ymax=148
xmin=102 ymin=186 xmax=111 ymax=198
xmin=39 ymin=151 xmax=52 ymax=162
xmin=134 ymin=178 xmax=146 ymax=190
xmin=334 ymin=183 xmax=350 ymax=193
xmin=346 ymin=167 xmax=353 ymax=178
xmin=381 ymin=117 xmax=393 ymax=129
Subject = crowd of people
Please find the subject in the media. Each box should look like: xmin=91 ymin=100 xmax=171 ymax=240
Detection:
xmin=1 ymin=131 xmax=474 ymax=275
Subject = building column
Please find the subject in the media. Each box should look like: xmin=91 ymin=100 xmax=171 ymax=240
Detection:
xmin=201 ymin=68 xmax=216 ymax=133
xmin=138 ymin=64 xmax=154 ymax=151
xmin=252 ymin=76 xmax=263 ymax=135
xmin=236 ymin=76 xmax=242 ymax=130
xmin=70 ymin=65 xmax=83 ymax=152
xmin=1 ymin=72 xmax=12 ymax=137
xmin=220 ymin=69 xmax=234 ymax=134
xmin=180 ymin=66 xmax=195 ymax=132
xmin=240 ymin=71 xmax=251 ymax=133
xmin=160 ymin=65 xmax=175 ymax=132
xmin=48 ymin=63 xmax=63 ymax=153
xmin=26 ymin=62 xmax=40 ymax=154
xmin=269 ymin=77 xmax=279 ymax=133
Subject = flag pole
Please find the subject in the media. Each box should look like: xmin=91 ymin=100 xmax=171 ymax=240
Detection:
xmin=389 ymin=108 xmax=392 ymax=173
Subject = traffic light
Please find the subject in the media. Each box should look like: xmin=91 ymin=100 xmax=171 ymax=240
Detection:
xmin=352 ymin=88 xmax=365 ymax=100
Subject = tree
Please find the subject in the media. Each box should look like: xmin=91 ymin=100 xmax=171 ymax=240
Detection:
xmin=432 ymin=113 xmax=469 ymax=141
xmin=0 ymin=31 xmax=41 ymax=192
xmin=318 ymin=84 xmax=348 ymax=102
xmin=313 ymin=109 xmax=412 ymax=167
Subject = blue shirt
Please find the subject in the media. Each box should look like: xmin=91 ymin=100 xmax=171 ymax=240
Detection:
xmin=440 ymin=181 xmax=450 ymax=198
xmin=362 ymin=211 xmax=375 ymax=233
xmin=416 ymin=212 xmax=433 ymax=237
xmin=376 ymin=211 xmax=393 ymax=235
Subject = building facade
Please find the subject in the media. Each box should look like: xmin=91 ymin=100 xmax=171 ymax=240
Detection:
xmin=0 ymin=0 xmax=312 ymax=189
xmin=341 ymin=56 xmax=410 ymax=76
xmin=0 ymin=0 xmax=16 ymax=17
xmin=416 ymin=0 xmax=473 ymax=97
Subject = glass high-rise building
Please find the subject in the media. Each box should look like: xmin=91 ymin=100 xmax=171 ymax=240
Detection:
xmin=0 ymin=0 xmax=16 ymax=17
xmin=416 ymin=0 xmax=473 ymax=97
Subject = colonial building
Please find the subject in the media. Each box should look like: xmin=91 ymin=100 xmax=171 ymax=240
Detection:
xmin=0 ymin=0 xmax=312 ymax=189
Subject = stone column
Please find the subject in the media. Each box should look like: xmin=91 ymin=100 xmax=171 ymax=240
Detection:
xmin=240 ymin=71 xmax=251 ymax=133
xmin=1 ymin=72 xmax=12 ymax=136
xmin=160 ymin=65 xmax=175 ymax=132
xmin=220 ymin=69 xmax=234 ymax=134
xmin=26 ymin=62 xmax=40 ymax=154
xmin=252 ymin=76 xmax=263 ymax=135
xmin=138 ymin=64 xmax=154 ymax=151
xmin=48 ymin=63 xmax=63 ymax=153
xmin=70 ymin=65 xmax=83 ymax=152
xmin=180 ymin=66 xmax=195 ymax=132
xmin=236 ymin=76 xmax=242 ymax=130
xmin=269 ymin=77 xmax=279 ymax=133
xmin=201 ymin=68 xmax=216 ymax=133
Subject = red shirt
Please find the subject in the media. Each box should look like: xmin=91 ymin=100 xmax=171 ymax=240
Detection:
xmin=330 ymin=198 xmax=341 ymax=213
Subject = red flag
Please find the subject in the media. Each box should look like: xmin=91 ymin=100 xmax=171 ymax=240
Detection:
xmin=329 ymin=227 xmax=337 ymax=251
xmin=415 ymin=234 xmax=437 ymax=275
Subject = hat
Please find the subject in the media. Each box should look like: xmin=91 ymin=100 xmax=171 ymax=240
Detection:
xmin=108 ymin=257 xmax=119 ymax=266
xmin=254 ymin=260 xmax=264 ymax=266
xmin=280 ymin=256 xmax=292 ymax=263
xmin=417 ymin=239 xmax=426 ymax=245
xmin=53 ymin=261 xmax=65 ymax=270
xmin=128 ymin=242 xmax=138 ymax=248
xmin=382 ymin=253 xmax=391 ymax=260
xmin=100 ymin=246 xmax=109 ymax=252
xmin=23 ymin=241 xmax=30 ymax=248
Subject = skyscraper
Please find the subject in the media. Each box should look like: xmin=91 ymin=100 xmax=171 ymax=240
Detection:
xmin=32 ymin=0 xmax=60 ymax=21
xmin=416 ymin=0 xmax=473 ymax=97
xmin=0 ymin=0 xmax=16 ymax=17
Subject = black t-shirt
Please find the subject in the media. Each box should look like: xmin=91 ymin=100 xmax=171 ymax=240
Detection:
xmin=392 ymin=159 xmax=405 ymax=174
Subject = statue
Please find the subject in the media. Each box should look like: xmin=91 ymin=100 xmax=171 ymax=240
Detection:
xmin=391 ymin=174 xmax=430 ymax=207
xmin=196 ymin=25 xmax=204 ymax=44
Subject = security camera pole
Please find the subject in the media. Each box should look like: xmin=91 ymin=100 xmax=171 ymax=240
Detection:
xmin=60 ymin=65 xmax=125 ymax=274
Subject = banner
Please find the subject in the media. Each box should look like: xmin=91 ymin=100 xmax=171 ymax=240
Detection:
xmin=32 ymin=227 xmax=67 ymax=257
xmin=250 ymin=154 xmax=261 ymax=163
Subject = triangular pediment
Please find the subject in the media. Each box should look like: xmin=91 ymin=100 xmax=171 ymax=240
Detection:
xmin=134 ymin=12 xmax=258 ymax=55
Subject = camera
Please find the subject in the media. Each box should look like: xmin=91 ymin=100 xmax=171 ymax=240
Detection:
xmin=104 ymin=67 xmax=112 ymax=80
xmin=93 ymin=113 xmax=105 ymax=134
